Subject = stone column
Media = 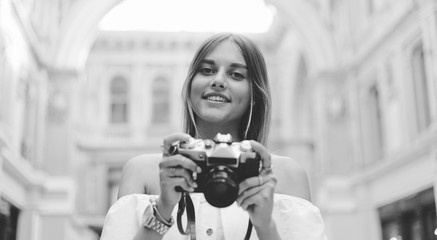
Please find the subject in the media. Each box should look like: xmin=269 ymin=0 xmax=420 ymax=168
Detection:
xmin=44 ymin=69 xmax=79 ymax=176
xmin=311 ymin=71 xmax=360 ymax=240
xmin=312 ymin=71 xmax=354 ymax=175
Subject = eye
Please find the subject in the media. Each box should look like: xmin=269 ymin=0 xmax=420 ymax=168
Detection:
xmin=229 ymin=71 xmax=246 ymax=80
xmin=199 ymin=67 xmax=216 ymax=76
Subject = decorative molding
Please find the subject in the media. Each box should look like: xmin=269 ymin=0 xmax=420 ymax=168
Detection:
xmin=351 ymin=125 xmax=437 ymax=184
xmin=47 ymin=90 xmax=68 ymax=124
xmin=1 ymin=146 xmax=76 ymax=212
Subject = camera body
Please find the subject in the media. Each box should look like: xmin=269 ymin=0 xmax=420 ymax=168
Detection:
xmin=176 ymin=133 xmax=260 ymax=208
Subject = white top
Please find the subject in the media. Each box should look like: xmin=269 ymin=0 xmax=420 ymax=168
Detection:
xmin=100 ymin=193 xmax=327 ymax=240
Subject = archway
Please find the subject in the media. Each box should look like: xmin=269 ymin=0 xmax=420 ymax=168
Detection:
xmin=51 ymin=0 xmax=337 ymax=72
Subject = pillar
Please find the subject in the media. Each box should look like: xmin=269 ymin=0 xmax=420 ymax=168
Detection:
xmin=44 ymin=69 xmax=79 ymax=175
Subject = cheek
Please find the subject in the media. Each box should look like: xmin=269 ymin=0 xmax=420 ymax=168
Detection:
xmin=190 ymin=81 xmax=202 ymax=99
xmin=190 ymin=76 xmax=208 ymax=94
xmin=235 ymin=83 xmax=251 ymax=109
xmin=240 ymin=98 xmax=251 ymax=114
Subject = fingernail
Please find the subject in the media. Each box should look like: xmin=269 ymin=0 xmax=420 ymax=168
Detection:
xmin=197 ymin=167 xmax=202 ymax=173
xmin=192 ymin=172 xmax=197 ymax=180
xmin=193 ymin=182 xmax=198 ymax=188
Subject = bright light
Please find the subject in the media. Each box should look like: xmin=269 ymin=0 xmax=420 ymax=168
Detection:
xmin=98 ymin=0 xmax=276 ymax=33
xmin=390 ymin=236 xmax=402 ymax=240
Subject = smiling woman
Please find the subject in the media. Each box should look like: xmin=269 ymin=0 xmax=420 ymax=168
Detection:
xmin=100 ymin=32 xmax=327 ymax=240
xmin=98 ymin=0 xmax=276 ymax=33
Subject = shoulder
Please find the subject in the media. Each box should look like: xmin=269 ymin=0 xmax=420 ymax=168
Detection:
xmin=121 ymin=153 xmax=162 ymax=179
xmin=123 ymin=153 xmax=161 ymax=171
xmin=118 ymin=153 xmax=162 ymax=198
xmin=271 ymin=154 xmax=306 ymax=176
xmin=271 ymin=154 xmax=311 ymax=202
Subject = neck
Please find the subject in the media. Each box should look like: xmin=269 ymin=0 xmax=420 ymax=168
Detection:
xmin=195 ymin=119 xmax=242 ymax=141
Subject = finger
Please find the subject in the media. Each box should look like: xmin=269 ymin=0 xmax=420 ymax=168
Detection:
xmin=238 ymin=177 xmax=277 ymax=210
xmin=249 ymin=140 xmax=272 ymax=170
xmin=238 ymin=173 xmax=275 ymax=195
xmin=166 ymin=167 xmax=198 ymax=189
xmin=237 ymin=183 xmax=262 ymax=207
xmin=160 ymin=155 xmax=201 ymax=173
xmin=259 ymin=167 xmax=273 ymax=175
xmin=162 ymin=133 xmax=192 ymax=155
xmin=238 ymin=187 xmax=270 ymax=210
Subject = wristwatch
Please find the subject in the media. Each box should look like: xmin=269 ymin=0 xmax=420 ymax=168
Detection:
xmin=142 ymin=197 xmax=174 ymax=235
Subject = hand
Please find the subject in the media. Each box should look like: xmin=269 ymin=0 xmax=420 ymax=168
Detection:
xmin=158 ymin=133 xmax=202 ymax=214
xmin=236 ymin=140 xmax=277 ymax=227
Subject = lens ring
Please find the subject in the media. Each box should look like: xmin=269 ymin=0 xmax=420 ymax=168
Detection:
xmin=204 ymin=166 xmax=239 ymax=208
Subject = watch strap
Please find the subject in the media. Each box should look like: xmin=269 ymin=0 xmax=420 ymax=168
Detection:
xmin=151 ymin=197 xmax=174 ymax=226
xmin=142 ymin=197 xmax=174 ymax=235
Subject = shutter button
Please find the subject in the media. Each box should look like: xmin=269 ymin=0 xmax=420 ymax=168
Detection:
xmin=206 ymin=228 xmax=213 ymax=236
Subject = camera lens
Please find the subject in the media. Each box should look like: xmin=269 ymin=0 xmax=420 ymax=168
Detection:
xmin=204 ymin=166 xmax=239 ymax=208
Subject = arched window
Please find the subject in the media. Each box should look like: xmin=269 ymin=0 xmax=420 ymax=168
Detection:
xmin=411 ymin=43 xmax=431 ymax=133
xmin=110 ymin=76 xmax=129 ymax=124
xmin=152 ymin=77 xmax=170 ymax=124
xmin=358 ymin=81 xmax=385 ymax=165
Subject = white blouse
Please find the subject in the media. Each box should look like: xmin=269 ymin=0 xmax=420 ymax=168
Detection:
xmin=100 ymin=193 xmax=327 ymax=240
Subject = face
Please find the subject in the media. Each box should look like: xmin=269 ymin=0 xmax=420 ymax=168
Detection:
xmin=190 ymin=40 xmax=251 ymax=126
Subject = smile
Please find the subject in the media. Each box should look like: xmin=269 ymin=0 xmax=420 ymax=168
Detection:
xmin=202 ymin=93 xmax=231 ymax=103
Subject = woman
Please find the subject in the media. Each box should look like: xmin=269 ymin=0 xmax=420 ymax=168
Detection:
xmin=101 ymin=33 xmax=326 ymax=240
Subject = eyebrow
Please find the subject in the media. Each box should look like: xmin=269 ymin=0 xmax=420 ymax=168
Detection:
xmin=201 ymin=59 xmax=247 ymax=69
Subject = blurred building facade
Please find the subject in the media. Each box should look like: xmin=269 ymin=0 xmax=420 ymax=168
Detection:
xmin=0 ymin=0 xmax=437 ymax=240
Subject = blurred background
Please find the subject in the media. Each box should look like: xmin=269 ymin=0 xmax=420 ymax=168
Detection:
xmin=1 ymin=0 xmax=437 ymax=239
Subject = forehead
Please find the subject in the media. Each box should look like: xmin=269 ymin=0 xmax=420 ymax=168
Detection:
xmin=204 ymin=40 xmax=246 ymax=65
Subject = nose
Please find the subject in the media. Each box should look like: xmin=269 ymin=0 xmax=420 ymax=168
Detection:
xmin=210 ymin=71 xmax=226 ymax=90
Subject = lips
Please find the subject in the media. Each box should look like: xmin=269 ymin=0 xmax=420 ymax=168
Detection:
xmin=202 ymin=92 xmax=231 ymax=103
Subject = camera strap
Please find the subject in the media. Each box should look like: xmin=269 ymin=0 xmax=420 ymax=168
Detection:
xmin=177 ymin=192 xmax=253 ymax=240
xmin=177 ymin=192 xmax=196 ymax=239
xmin=244 ymin=220 xmax=253 ymax=240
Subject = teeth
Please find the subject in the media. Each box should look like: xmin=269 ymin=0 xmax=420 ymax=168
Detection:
xmin=207 ymin=96 xmax=227 ymax=102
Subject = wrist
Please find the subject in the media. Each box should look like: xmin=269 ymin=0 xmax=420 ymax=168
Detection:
xmin=142 ymin=197 xmax=174 ymax=235
xmin=156 ymin=197 xmax=175 ymax=222
xmin=254 ymin=219 xmax=281 ymax=240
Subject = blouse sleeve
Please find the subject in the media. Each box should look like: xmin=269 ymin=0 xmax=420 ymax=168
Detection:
xmin=273 ymin=194 xmax=328 ymax=240
xmin=100 ymin=194 xmax=149 ymax=240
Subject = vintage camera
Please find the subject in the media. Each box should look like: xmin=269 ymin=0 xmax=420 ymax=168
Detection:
xmin=175 ymin=133 xmax=260 ymax=208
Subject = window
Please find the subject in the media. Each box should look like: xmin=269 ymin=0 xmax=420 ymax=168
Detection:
xmin=19 ymin=79 xmax=36 ymax=161
xmin=379 ymin=188 xmax=436 ymax=240
xmin=152 ymin=77 xmax=170 ymax=124
xmin=107 ymin=168 xmax=121 ymax=210
xmin=0 ymin=61 xmax=3 ymax=121
xmin=109 ymin=76 xmax=129 ymax=124
xmin=0 ymin=198 xmax=20 ymax=240
xmin=360 ymin=83 xmax=384 ymax=164
xmin=411 ymin=43 xmax=431 ymax=133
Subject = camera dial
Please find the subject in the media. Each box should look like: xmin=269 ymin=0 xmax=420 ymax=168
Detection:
xmin=175 ymin=133 xmax=260 ymax=208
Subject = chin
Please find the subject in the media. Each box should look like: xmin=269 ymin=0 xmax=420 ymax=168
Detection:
xmin=201 ymin=115 xmax=227 ymax=123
